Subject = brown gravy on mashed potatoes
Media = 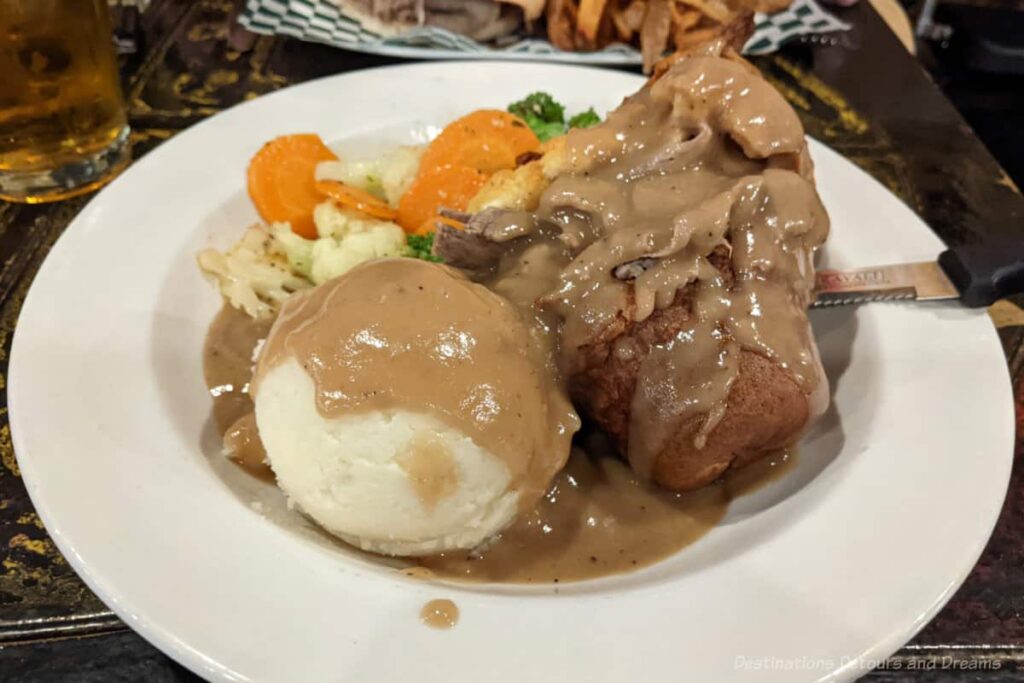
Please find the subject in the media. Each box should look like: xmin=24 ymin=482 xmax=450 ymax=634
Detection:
xmin=205 ymin=304 xmax=793 ymax=583
xmin=253 ymin=258 xmax=579 ymax=511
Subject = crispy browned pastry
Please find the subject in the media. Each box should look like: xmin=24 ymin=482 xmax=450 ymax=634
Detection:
xmin=568 ymin=255 xmax=809 ymax=491
xmin=650 ymin=350 xmax=809 ymax=488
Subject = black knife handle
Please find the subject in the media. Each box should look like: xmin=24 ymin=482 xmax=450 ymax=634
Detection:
xmin=939 ymin=238 xmax=1024 ymax=308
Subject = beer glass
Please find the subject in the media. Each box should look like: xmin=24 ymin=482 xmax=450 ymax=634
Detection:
xmin=0 ymin=0 xmax=130 ymax=203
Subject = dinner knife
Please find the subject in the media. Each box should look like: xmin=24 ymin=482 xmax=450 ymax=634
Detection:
xmin=812 ymin=239 xmax=1024 ymax=308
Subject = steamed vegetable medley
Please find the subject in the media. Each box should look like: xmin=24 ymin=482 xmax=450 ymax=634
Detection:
xmin=198 ymin=92 xmax=599 ymax=318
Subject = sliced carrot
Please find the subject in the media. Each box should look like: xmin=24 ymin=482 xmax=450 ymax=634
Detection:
xmin=414 ymin=215 xmax=466 ymax=236
xmin=419 ymin=110 xmax=540 ymax=175
xmin=395 ymin=111 xmax=538 ymax=234
xmin=315 ymin=180 xmax=398 ymax=221
xmin=398 ymin=164 xmax=488 ymax=233
xmin=247 ymin=134 xmax=337 ymax=239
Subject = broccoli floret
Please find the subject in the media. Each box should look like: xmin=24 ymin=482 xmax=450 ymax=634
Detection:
xmin=509 ymin=92 xmax=565 ymax=125
xmin=531 ymin=119 xmax=570 ymax=142
xmin=509 ymin=93 xmax=601 ymax=142
xmin=509 ymin=92 xmax=569 ymax=142
xmin=405 ymin=232 xmax=442 ymax=262
xmin=568 ymin=108 xmax=601 ymax=129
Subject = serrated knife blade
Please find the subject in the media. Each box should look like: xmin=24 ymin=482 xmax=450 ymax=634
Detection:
xmin=811 ymin=239 xmax=1024 ymax=308
xmin=812 ymin=261 xmax=958 ymax=308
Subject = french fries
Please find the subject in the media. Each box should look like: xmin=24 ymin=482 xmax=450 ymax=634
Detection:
xmin=640 ymin=0 xmax=672 ymax=74
xmin=676 ymin=0 xmax=734 ymax=25
xmin=610 ymin=0 xmax=647 ymax=39
xmin=546 ymin=0 xmax=779 ymax=73
xmin=576 ymin=0 xmax=610 ymax=48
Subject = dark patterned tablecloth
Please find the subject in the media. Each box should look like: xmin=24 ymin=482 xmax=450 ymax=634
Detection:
xmin=0 ymin=1 xmax=1021 ymax=680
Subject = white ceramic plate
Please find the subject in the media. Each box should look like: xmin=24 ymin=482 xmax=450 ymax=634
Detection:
xmin=10 ymin=63 xmax=1013 ymax=683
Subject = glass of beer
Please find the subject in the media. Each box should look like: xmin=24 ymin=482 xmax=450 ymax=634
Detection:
xmin=0 ymin=0 xmax=130 ymax=203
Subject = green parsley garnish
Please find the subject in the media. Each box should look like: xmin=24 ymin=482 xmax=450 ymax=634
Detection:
xmin=508 ymin=92 xmax=601 ymax=142
xmin=568 ymin=107 xmax=600 ymax=129
xmin=406 ymin=232 xmax=442 ymax=262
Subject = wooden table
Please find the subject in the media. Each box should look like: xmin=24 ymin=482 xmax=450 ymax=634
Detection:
xmin=0 ymin=0 xmax=1021 ymax=679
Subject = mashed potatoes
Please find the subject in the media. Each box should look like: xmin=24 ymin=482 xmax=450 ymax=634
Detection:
xmin=252 ymin=259 xmax=579 ymax=557
xmin=257 ymin=358 xmax=520 ymax=555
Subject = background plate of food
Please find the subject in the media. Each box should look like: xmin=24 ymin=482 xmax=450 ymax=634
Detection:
xmin=239 ymin=0 xmax=851 ymax=71
xmin=9 ymin=59 xmax=1013 ymax=682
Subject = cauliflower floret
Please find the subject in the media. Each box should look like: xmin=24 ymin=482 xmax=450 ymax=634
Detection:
xmin=309 ymin=225 xmax=407 ymax=284
xmin=315 ymin=159 xmax=383 ymax=198
xmin=270 ymin=222 xmax=314 ymax=279
xmin=304 ymin=201 xmax=407 ymax=284
xmin=197 ymin=224 xmax=312 ymax=319
xmin=315 ymin=145 xmax=423 ymax=207
xmin=378 ymin=146 xmax=423 ymax=206
xmin=312 ymin=201 xmax=397 ymax=240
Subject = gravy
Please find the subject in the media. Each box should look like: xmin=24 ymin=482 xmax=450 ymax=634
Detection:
xmin=463 ymin=56 xmax=830 ymax=478
xmin=420 ymin=599 xmax=459 ymax=629
xmin=398 ymin=432 xmax=462 ymax=513
xmin=204 ymin=305 xmax=794 ymax=584
xmin=418 ymin=434 xmax=792 ymax=583
xmin=202 ymin=304 xmax=272 ymax=478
